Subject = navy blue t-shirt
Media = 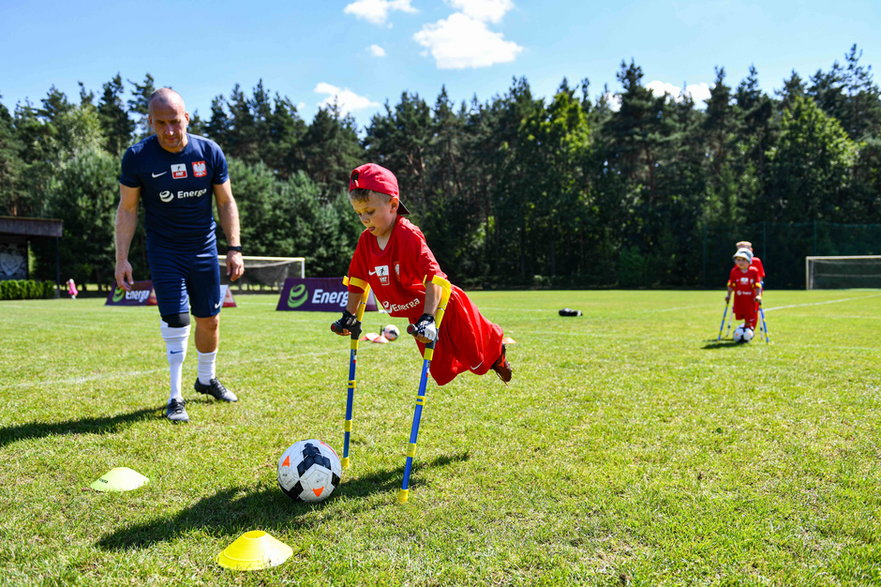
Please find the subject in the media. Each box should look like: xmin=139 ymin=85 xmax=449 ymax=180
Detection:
xmin=119 ymin=134 xmax=229 ymax=250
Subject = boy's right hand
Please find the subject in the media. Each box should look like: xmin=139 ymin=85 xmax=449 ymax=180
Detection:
xmin=331 ymin=310 xmax=361 ymax=337
xmin=725 ymin=294 xmax=731 ymax=303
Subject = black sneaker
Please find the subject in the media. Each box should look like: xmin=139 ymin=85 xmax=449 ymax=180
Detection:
xmin=166 ymin=398 xmax=189 ymax=423
xmin=194 ymin=378 xmax=238 ymax=402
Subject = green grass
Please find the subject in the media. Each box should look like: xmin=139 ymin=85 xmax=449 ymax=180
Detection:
xmin=1 ymin=290 xmax=879 ymax=585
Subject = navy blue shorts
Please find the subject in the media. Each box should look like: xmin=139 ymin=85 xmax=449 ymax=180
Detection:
xmin=147 ymin=244 xmax=221 ymax=318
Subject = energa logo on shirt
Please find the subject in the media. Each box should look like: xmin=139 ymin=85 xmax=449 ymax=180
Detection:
xmin=158 ymin=189 xmax=208 ymax=203
xmin=382 ymin=297 xmax=421 ymax=313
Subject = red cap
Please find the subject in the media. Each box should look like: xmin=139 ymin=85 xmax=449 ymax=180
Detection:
xmin=348 ymin=163 xmax=410 ymax=215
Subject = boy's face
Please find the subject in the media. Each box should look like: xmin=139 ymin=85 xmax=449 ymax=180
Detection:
xmin=734 ymin=257 xmax=750 ymax=270
xmin=350 ymin=191 xmax=400 ymax=240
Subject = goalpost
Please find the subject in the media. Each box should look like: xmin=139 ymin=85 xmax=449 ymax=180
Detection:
xmin=217 ymin=256 xmax=305 ymax=291
xmin=805 ymin=255 xmax=881 ymax=289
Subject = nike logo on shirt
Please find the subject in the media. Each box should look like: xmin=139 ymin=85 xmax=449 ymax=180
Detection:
xmin=152 ymin=171 xmax=168 ymax=178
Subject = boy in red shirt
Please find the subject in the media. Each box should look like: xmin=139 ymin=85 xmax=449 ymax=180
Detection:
xmin=331 ymin=163 xmax=512 ymax=385
xmin=726 ymin=248 xmax=763 ymax=338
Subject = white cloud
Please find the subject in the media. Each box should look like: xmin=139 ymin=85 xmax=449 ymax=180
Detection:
xmin=314 ymin=83 xmax=379 ymax=115
xmin=447 ymin=0 xmax=513 ymax=24
xmin=343 ymin=0 xmax=416 ymax=25
xmin=368 ymin=44 xmax=386 ymax=57
xmin=413 ymin=12 xmax=522 ymax=69
xmin=647 ymin=81 xmax=712 ymax=105
xmin=684 ymin=82 xmax=712 ymax=105
xmin=603 ymin=91 xmax=622 ymax=112
xmin=604 ymin=81 xmax=713 ymax=113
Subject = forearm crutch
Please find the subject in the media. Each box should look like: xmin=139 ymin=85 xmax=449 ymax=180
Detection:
xmin=759 ymin=306 xmax=770 ymax=344
xmin=398 ymin=275 xmax=452 ymax=504
xmin=340 ymin=276 xmax=371 ymax=470
xmin=717 ymin=299 xmax=730 ymax=341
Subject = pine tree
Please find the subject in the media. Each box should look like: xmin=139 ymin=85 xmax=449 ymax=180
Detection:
xmin=768 ymin=95 xmax=857 ymax=221
xmin=97 ymin=74 xmax=134 ymax=155
xmin=127 ymin=74 xmax=156 ymax=140
xmin=0 ymin=97 xmax=23 ymax=215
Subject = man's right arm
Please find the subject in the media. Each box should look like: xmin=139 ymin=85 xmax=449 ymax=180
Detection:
xmin=114 ymin=184 xmax=140 ymax=291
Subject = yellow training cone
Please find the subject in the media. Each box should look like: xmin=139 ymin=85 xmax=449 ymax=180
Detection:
xmin=217 ymin=530 xmax=293 ymax=571
xmin=90 ymin=467 xmax=149 ymax=492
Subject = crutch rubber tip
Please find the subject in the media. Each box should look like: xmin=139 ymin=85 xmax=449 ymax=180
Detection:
xmin=406 ymin=324 xmax=417 ymax=335
xmin=341 ymin=457 xmax=350 ymax=469
xmin=397 ymin=489 xmax=410 ymax=504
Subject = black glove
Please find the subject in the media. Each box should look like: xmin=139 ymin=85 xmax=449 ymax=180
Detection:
xmin=407 ymin=313 xmax=437 ymax=343
xmin=331 ymin=309 xmax=361 ymax=337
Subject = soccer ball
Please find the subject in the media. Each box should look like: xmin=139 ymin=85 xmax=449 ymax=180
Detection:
xmin=733 ymin=325 xmax=754 ymax=343
xmin=382 ymin=324 xmax=400 ymax=341
xmin=277 ymin=440 xmax=342 ymax=502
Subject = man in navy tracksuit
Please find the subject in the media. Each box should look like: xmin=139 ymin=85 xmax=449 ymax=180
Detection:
xmin=114 ymin=88 xmax=243 ymax=423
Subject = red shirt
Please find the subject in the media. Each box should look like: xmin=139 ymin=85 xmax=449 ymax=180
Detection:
xmin=728 ymin=266 xmax=761 ymax=314
xmin=751 ymin=256 xmax=765 ymax=281
xmin=346 ymin=216 xmax=445 ymax=320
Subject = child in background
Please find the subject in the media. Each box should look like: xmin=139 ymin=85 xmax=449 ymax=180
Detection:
xmin=736 ymin=240 xmax=765 ymax=284
xmin=331 ymin=163 xmax=512 ymax=385
xmin=726 ymin=248 xmax=762 ymax=340
xmin=67 ymin=278 xmax=79 ymax=299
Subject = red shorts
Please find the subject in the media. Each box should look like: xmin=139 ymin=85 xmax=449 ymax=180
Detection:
xmin=733 ymin=296 xmax=758 ymax=328
xmin=416 ymin=286 xmax=504 ymax=386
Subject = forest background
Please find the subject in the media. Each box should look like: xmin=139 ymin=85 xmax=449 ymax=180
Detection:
xmin=1 ymin=45 xmax=879 ymax=290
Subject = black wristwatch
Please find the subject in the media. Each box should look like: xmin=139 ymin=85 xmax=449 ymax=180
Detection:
xmin=227 ymin=245 xmax=243 ymax=254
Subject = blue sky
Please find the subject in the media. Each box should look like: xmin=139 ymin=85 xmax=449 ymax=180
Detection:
xmin=1 ymin=0 xmax=878 ymax=130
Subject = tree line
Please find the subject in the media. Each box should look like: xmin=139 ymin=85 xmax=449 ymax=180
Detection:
xmin=1 ymin=45 xmax=879 ymax=289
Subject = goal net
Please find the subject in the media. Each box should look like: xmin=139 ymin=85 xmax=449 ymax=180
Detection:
xmin=805 ymin=255 xmax=881 ymax=289
xmin=217 ymin=256 xmax=305 ymax=292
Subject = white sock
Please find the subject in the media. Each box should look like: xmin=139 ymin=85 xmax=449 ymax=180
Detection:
xmin=160 ymin=321 xmax=190 ymax=402
xmin=197 ymin=350 xmax=217 ymax=385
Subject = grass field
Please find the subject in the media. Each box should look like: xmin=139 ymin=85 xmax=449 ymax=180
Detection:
xmin=1 ymin=289 xmax=879 ymax=585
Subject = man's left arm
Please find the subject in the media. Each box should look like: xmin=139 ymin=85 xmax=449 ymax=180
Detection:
xmin=213 ymin=179 xmax=244 ymax=282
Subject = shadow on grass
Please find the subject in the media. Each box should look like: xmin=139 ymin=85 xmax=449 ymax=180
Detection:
xmin=701 ymin=340 xmax=742 ymax=349
xmin=0 ymin=406 xmax=158 ymax=448
xmin=98 ymin=451 xmax=470 ymax=551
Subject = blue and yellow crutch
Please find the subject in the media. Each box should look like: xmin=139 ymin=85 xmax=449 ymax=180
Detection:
xmin=717 ymin=299 xmax=730 ymax=342
xmin=339 ymin=276 xmax=370 ymax=470
xmin=759 ymin=306 xmax=770 ymax=344
xmin=398 ymin=275 xmax=452 ymax=504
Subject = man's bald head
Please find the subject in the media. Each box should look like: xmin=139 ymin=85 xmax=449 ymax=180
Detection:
xmin=148 ymin=88 xmax=190 ymax=153
xmin=148 ymin=88 xmax=186 ymax=115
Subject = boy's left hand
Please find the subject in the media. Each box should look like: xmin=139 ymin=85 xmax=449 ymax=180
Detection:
xmin=409 ymin=314 xmax=438 ymax=343
xmin=331 ymin=309 xmax=361 ymax=337
xmin=755 ymin=296 xmax=762 ymax=305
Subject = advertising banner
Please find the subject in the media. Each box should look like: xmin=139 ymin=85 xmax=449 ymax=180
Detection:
xmin=276 ymin=277 xmax=378 ymax=312
xmin=106 ymin=281 xmax=236 ymax=308
xmin=105 ymin=281 xmax=156 ymax=306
